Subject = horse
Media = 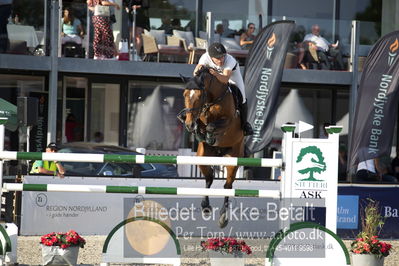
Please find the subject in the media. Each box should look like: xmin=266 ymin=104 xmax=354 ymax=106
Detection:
xmin=178 ymin=67 xmax=244 ymax=228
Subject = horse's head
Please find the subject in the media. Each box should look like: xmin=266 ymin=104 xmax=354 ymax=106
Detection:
xmin=177 ymin=68 xmax=213 ymax=132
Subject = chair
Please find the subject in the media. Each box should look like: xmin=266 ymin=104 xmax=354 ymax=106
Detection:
xmin=284 ymin=52 xmax=298 ymax=69
xmin=62 ymin=41 xmax=84 ymax=58
xmin=8 ymin=40 xmax=28 ymax=55
xmin=141 ymin=34 xmax=187 ymax=62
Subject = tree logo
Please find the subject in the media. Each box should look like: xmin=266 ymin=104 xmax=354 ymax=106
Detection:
xmin=296 ymin=146 xmax=326 ymax=181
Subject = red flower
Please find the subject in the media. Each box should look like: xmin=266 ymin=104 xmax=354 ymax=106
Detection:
xmin=351 ymin=235 xmax=392 ymax=257
xmin=200 ymin=237 xmax=252 ymax=255
xmin=40 ymin=230 xmax=86 ymax=249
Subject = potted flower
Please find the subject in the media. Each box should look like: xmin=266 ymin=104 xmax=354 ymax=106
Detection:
xmin=201 ymin=237 xmax=252 ymax=266
xmin=350 ymin=199 xmax=392 ymax=266
xmin=40 ymin=230 xmax=86 ymax=265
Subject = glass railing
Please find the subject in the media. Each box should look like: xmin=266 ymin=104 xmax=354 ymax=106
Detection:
xmin=1 ymin=1 xmax=380 ymax=70
xmin=4 ymin=0 xmax=45 ymax=56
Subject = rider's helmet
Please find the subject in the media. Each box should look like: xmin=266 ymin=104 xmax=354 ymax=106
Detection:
xmin=208 ymin=42 xmax=227 ymax=58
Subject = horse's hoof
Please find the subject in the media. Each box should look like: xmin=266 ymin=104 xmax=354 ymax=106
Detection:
xmin=219 ymin=212 xmax=228 ymax=228
xmin=202 ymin=206 xmax=212 ymax=217
xmin=219 ymin=207 xmax=226 ymax=215
xmin=201 ymin=200 xmax=209 ymax=209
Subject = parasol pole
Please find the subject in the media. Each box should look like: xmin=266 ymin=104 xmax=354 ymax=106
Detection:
xmin=131 ymin=5 xmax=139 ymax=61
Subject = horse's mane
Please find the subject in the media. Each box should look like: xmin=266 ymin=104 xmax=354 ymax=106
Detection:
xmin=195 ymin=66 xmax=211 ymax=77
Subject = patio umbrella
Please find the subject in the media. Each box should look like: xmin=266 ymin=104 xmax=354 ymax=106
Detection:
xmin=0 ymin=98 xmax=18 ymax=131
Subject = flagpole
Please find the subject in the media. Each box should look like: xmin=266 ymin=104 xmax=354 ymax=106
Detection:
xmin=347 ymin=20 xmax=360 ymax=182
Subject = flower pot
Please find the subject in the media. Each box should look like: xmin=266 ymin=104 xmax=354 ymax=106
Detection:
xmin=208 ymin=251 xmax=245 ymax=266
xmin=351 ymin=253 xmax=384 ymax=266
xmin=41 ymin=245 xmax=79 ymax=266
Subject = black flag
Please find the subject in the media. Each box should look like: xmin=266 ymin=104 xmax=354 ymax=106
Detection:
xmin=244 ymin=20 xmax=295 ymax=154
xmin=349 ymin=31 xmax=399 ymax=168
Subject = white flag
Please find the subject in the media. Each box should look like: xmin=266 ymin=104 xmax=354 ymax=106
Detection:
xmin=295 ymin=120 xmax=314 ymax=134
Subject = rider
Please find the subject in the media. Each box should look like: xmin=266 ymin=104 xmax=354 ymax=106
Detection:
xmin=193 ymin=42 xmax=253 ymax=136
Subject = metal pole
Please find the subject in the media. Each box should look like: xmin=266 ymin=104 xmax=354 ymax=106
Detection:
xmin=47 ymin=0 xmax=60 ymax=143
xmin=195 ymin=0 xmax=203 ymax=37
xmin=131 ymin=6 xmax=139 ymax=61
xmin=0 ymin=122 xmax=5 ymax=199
xmin=332 ymin=0 xmax=336 ymax=42
xmin=206 ymin=12 xmax=213 ymax=43
xmin=347 ymin=20 xmax=360 ymax=182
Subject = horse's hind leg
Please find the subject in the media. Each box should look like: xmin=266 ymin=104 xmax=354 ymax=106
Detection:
xmin=200 ymin=165 xmax=214 ymax=214
xmin=219 ymin=165 xmax=238 ymax=228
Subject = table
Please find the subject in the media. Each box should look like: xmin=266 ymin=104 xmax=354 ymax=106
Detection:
xmin=7 ymin=24 xmax=39 ymax=48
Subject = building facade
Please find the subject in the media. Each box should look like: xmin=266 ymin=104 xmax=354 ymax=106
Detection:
xmin=0 ymin=0 xmax=397 ymax=175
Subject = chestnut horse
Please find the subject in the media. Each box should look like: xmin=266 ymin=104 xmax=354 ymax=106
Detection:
xmin=178 ymin=67 xmax=244 ymax=228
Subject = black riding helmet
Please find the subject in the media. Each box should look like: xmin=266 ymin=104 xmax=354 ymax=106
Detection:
xmin=208 ymin=42 xmax=226 ymax=58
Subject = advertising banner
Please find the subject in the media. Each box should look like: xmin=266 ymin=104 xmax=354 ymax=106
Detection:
xmin=21 ymin=176 xmax=282 ymax=236
xmin=29 ymin=92 xmax=48 ymax=152
xmin=349 ymin=31 xmax=399 ymax=167
xmin=337 ymin=185 xmax=399 ymax=239
xmin=244 ymin=20 xmax=295 ymax=154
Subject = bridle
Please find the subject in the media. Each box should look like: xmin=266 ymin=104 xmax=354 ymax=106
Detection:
xmin=177 ymin=69 xmax=230 ymax=132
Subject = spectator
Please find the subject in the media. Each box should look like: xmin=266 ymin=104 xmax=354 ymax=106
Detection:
xmin=158 ymin=16 xmax=172 ymax=34
xmin=215 ymin=23 xmax=224 ymax=35
xmin=61 ymin=7 xmax=84 ymax=45
xmin=356 ymin=156 xmax=397 ymax=183
xmin=94 ymin=131 xmax=104 ymax=143
xmin=303 ymin=24 xmax=344 ymax=70
xmin=375 ymin=156 xmax=397 ymax=182
xmin=0 ymin=0 xmax=13 ymax=53
xmin=240 ymin=23 xmax=255 ymax=50
xmin=356 ymin=159 xmax=377 ymax=182
xmin=171 ymin=18 xmax=182 ymax=31
xmin=30 ymin=143 xmax=65 ymax=178
xmin=65 ymin=113 xmax=78 ymax=142
xmin=290 ymin=25 xmax=307 ymax=69
xmin=221 ymin=19 xmax=235 ymax=37
xmin=87 ymin=0 xmax=120 ymax=60
xmin=123 ymin=0 xmax=149 ymax=56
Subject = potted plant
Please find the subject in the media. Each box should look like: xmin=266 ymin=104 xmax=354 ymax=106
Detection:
xmin=350 ymin=199 xmax=392 ymax=266
xmin=201 ymin=237 xmax=252 ymax=266
xmin=40 ymin=230 xmax=86 ymax=266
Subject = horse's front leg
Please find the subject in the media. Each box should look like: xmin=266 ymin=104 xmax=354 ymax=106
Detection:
xmin=219 ymin=166 xmax=238 ymax=228
xmin=199 ymin=165 xmax=214 ymax=215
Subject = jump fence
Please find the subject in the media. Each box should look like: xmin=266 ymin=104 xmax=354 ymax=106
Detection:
xmin=2 ymin=183 xmax=280 ymax=198
xmin=0 ymin=151 xmax=282 ymax=167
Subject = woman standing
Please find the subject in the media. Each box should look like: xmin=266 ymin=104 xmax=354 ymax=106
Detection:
xmin=123 ymin=0 xmax=149 ymax=55
xmin=87 ymin=0 xmax=120 ymax=59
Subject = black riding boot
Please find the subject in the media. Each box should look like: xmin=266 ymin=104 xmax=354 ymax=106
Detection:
xmin=240 ymin=102 xmax=253 ymax=136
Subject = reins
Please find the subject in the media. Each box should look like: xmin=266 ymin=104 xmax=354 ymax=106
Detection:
xmin=178 ymin=69 xmax=230 ymax=128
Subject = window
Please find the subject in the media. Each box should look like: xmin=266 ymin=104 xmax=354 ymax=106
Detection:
xmin=127 ymin=81 xmax=185 ymax=150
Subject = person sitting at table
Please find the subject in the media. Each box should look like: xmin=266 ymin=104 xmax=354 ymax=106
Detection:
xmin=240 ymin=23 xmax=256 ymax=50
xmin=61 ymin=7 xmax=84 ymax=45
xmin=302 ymin=24 xmax=344 ymax=70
